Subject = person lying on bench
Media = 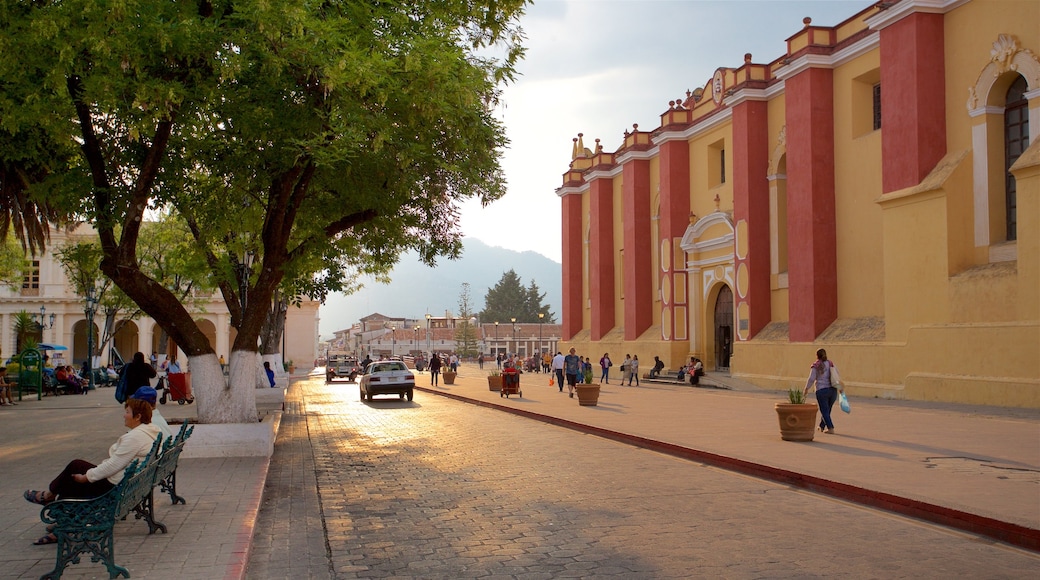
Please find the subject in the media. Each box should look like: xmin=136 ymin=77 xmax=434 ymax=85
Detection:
xmin=22 ymin=396 xmax=161 ymax=545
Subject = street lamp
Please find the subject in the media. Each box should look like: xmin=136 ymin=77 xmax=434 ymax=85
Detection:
xmin=494 ymin=321 xmax=499 ymax=357
xmin=425 ymin=313 xmax=432 ymax=356
xmin=538 ymin=312 xmax=544 ymax=357
xmin=390 ymin=325 xmax=396 ymax=357
xmin=32 ymin=305 xmax=56 ymax=330
xmin=236 ymin=250 xmax=255 ymax=316
xmin=511 ymin=317 xmax=517 ymax=355
xmin=413 ymin=325 xmax=419 ymax=355
xmin=84 ymin=286 xmax=99 ymax=391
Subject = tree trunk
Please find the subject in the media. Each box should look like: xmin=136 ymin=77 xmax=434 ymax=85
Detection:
xmin=193 ymin=351 xmax=258 ymax=424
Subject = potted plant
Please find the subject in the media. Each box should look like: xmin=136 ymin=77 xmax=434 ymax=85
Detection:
xmin=487 ymin=370 xmax=503 ymax=391
xmin=442 ymin=368 xmax=457 ymax=385
xmin=775 ymin=388 xmax=818 ymax=441
xmin=574 ymin=368 xmax=601 ymax=406
xmin=287 ymin=360 xmax=295 ymax=374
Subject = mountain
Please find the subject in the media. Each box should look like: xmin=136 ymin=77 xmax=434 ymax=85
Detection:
xmin=319 ymin=238 xmax=561 ymax=337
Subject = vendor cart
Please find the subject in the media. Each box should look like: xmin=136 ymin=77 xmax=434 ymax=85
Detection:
xmin=160 ymin=372 xmax=194 ymax=405
xmin=500 ymin=368 xmax=522 ymax=398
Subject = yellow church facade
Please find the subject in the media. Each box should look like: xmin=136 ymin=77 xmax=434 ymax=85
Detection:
xmin=556 ymin=0 xmax=1040 ymax=407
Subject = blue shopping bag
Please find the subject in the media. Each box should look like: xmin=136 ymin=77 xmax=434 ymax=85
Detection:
xmin=839 ymin=392 xmax=851 ymax=414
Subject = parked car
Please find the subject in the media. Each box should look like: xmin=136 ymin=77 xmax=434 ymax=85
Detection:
xmin=326 ymin=354 xmax=360 ymax=383
xmin=359 ymin=360 xmax=415 ymax=401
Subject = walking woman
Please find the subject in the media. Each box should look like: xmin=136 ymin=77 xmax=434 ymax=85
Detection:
xmin=803 ymin=348 xmax=843 ymax=434
xmin=599 ymin=353 xmax=612 ymax=384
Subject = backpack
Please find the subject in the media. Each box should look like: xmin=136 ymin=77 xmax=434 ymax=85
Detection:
xmin=114 ymin=365 xmax=130 ymax=403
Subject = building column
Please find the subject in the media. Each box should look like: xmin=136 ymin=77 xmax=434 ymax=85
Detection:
xmin=731 ymin=97 xmax=771 ymax=341
xmin=622 ymin=157 xmax=652 ymax=340
xmin=785 ymin=66 xmax=837 ymax=341
xmin=560 ymin=191 xmax=584 ymax=340
xmin=658 ymin=139 xmax=690 ymax=342
xmin=589 ymin=177 xmax=615 ymax=340
xmin=879 ymin=11 xmax=946 ymax=193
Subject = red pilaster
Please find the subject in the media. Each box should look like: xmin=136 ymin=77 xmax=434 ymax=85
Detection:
xmin=589 ymin=178 xmax=616 ymax=340
xmin=623 ymin=158 xmax=652 ymax=340
xmin=880 ymin=12 xmax=946 ymax=193
xmin=561 ymin=192 xmax=584 ymax=340
xmin=732 ymin=99 xmax=772 ymax=339
xmin=658 ymin=139 xmax=690 ymax=340
xmin=785 ymin=67 xmax=837 ymax=341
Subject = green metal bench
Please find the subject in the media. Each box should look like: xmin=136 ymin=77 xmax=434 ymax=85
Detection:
xmin=38 ymin=421 xmax=194 ymax=579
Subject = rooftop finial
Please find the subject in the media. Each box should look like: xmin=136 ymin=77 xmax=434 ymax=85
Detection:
xmin=803 ymin=16 xmax=812 ymax=27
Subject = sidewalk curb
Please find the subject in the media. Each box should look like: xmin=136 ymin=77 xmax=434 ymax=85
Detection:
xmin=416 ymin=385 xmax=1040 ymax=553
xmin=225 ymin=455 xmax=271 ymax=580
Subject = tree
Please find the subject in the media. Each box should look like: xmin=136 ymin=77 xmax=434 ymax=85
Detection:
xmin=480 ymin=270 xmax=554 ymax=324
xmin=0 ymin=1 xmax=528 ymax=423
xmin=454 ymin=283 xmax=479 ymax=357
xmin=0 ymin=238 xmax=33 ymax=290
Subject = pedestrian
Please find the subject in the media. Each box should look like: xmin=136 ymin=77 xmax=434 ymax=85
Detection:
xmin=551 ymin=351 xmax=565 ymax=392
xmin=264 ymin=361 xmax=276 ymax=388
xmin=149 ymin=351 xmax=157 ymax=369
xmin=649 ymin=356 xmax=664 ymax=378
xmin=429 ymin=352 xmax=442 ymax=386
xmin=219 ymin=354 xmax=226 ymax=374
xmin=627 ymin=355 xmax=640 ymax=386
xmin=450 ymin=353 xmax=459 ymax=372
xmin=803 ymin=348 xmax=843 ymax=434
xmin=621 ymin=354 xmax=632 ymax=384
xmin=563 ymin=348 xmax=581 ymax=398
xmin=477 ymin=353 xmax=484 ymax=370
xmin=599 ymin=353 xmax=612 ymax=384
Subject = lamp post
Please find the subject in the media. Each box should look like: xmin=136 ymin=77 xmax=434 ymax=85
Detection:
xmin=414 ymin=326 xmax=419 ymax=355
xmin=32 ymin=305 xmax=56 ymax=341
xmin=425 ymin=313 xmax=432 ymax=357
xmin=236 ymin=250 xmax=255 ymax=316
xmin=390 ymin=325 xmax=396 ymax=357
xmin=84 ymin=286 xmax=99 ymax=391
xmin=538 ymin=312 xmax=544 ymax=358
xmin=510 ymin=317 xmax=517 ymax=356
xmin=494 ymin=321 xmax=499 ymax=358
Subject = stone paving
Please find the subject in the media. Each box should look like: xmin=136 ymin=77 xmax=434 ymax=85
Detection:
xmin=246 ymin=372 xmax=1040 ymax=578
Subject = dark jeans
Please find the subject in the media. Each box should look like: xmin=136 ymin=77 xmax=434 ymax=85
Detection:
xmin=554 ymin=369 xmax=564 ymax=391
xmin=430 ymin=368 xmax=440 ymax=386
xmin=816 ymin=387 xmax=839 ymax=430
xmin=50 ymin=459 xmax=114 ymax=500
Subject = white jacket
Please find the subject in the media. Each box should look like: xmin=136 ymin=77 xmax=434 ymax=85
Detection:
xmin=86 ymin=423 xmax=162 ymax=485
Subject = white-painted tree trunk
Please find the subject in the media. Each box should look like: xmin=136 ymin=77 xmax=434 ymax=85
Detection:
xmin=189 ymin=351 xmax=259 ymax=424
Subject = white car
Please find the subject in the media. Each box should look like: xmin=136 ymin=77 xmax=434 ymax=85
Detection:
xmin=359 ymin=360 xmax=415 ymax=401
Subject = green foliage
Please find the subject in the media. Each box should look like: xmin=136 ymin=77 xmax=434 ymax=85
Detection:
xmin=0 ymin=0 xmax=530 ymax=365
xmin=13 ymin=311 xmax=38 ymax=353
xmin=480 ymin=270 xmax=554 ymax=324
xmin=454 ymin=283 xmax=479 ymax=357
xmin=583 ymin=367 xmax=594 ymax=384
xmin=0 ymin=238 xmax=32 ymax=290
xmin=788 ymin=389 xmax=806 ymax=404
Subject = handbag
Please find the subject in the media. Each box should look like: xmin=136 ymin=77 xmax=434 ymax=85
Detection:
xmin=839 ymin=392 xmax=851 ymax=414
xmin=549 ymin=376 xmax=554 ymax=386
xmin=620 ymin=364 xmax=626 ymax=372
xmin=114 ymin=366 xmax=130 ymax=403
xmin=830 ymin=364 xmax=842 ymax=388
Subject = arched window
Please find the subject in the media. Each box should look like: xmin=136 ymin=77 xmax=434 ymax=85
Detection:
xmin=1004 ymin=76 xmax=1028 ymax=241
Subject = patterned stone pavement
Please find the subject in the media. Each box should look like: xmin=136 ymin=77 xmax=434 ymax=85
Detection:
xmin=246 ymin=377 xmax=1040 ymax=579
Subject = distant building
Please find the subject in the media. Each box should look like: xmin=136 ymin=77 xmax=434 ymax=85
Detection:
xmin=556 ymin=0 xmax=1039 ymax=406
xmin=1 ymin=224 xmax=319 ymax=373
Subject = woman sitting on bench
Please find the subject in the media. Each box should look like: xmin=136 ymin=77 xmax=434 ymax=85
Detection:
xmin=22 ymin=393 xmax=162 ymax=545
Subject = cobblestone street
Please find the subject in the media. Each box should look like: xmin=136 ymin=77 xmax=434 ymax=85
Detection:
xmin=247 ymin=378 xmax=1039 ymax=578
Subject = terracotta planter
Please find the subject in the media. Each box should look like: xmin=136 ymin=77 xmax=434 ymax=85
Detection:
xmin=575 ymin=383 xmax=601 ymax=406
xmin=487 ymin=375 xmax=503 ymax=391
xmin=442 ymin=371 xmax=457 ymax=385
xmin=775 ymin=403 xmax=818 ymax=441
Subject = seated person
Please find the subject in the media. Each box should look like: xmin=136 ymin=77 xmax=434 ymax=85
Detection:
xmin=649 ymin=356 xmax=665 ymax=378
xmin=0 ymin=366 xmax=16 ymax=406
xmin=22 ymin=397 xmax=161 ymax=545
xmin=691 ymin=358 xmax=704 ymax=385
xmin=106 ymin=364 xmax=119 ymax=380
xmin=54 ymin=366 xmax=83 ymax=394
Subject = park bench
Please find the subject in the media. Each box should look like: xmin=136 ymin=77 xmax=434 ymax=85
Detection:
xmin=38 ymin=421 xmax=194 ymax=579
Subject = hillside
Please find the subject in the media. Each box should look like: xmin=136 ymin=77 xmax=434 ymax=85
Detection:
xmin=319 ymin=238 xmax=561 ymax=336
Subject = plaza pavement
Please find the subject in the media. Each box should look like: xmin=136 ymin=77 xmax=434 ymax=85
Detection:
xmin=0 ymin=365 xmax=1037 ymax=578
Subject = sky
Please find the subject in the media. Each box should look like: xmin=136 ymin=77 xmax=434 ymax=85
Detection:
xmin=457 ymin=0 xmax=868 ymax=263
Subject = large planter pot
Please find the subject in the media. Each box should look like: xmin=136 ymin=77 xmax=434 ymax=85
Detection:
xmin=487 ymin=375 xmax=503 ymax=391
xmin=575 ymin=383 xmax=601 ymax=406
xmin=775 ymin=403 xmax=818 ymax=441
xmin=442 ymin=371 xmax=457 ymax=385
